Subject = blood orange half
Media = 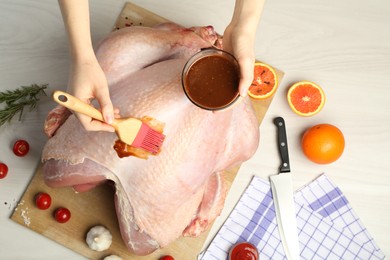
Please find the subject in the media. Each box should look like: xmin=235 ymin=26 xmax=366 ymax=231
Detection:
xmin=248 ymin=62 xmax=278 ymax=100
xmin=287 ymin=81 xmax=325 ymax=116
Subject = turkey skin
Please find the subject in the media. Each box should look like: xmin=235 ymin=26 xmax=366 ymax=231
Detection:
xmin=42 ymin=23 xmax=259 ymax=255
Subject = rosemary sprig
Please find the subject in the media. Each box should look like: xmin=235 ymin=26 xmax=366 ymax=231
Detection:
xmin=0 ymin=84 xmax=47 ymax=126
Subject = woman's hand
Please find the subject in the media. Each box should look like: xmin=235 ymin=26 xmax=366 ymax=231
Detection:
xmin=67 ymin=57 xmax=116 ymax=132
xmin=223 ymin=24 xmax=256 ymax=97
xmin=223 ymin=0 xmax=265 ymax=97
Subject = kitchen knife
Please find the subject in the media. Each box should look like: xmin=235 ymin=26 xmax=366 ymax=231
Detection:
xmin=270 ymin=117 xmax=300 ymax=260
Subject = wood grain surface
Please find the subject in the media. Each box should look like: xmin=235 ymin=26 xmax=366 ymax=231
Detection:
xmin=10 ymin=2 xmax=283 ymax=260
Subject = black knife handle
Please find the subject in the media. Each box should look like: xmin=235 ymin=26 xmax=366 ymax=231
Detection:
xmin=274 ymin=117 xmax=291 ymax=173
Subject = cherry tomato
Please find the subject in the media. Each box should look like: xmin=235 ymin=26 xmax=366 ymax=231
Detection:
xmin=54 ymin=207 xmax=71 ymax=223
xmin=13 ymin=140 xmax=30 ymax=157
xmin=159 ymin=256 xmax=175 ymax=260
xmin=35 ymin=192 xmax=52 ymax=210
xmin=0 ymin=163 xmax=8 ymax=179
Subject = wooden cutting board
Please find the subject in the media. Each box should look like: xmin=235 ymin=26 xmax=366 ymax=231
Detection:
xmin=11 ymin=2 xmax=284 ymax=260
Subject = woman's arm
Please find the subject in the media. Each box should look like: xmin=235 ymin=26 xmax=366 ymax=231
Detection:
xmin=58 ymin=0 xmax=115 ymax=132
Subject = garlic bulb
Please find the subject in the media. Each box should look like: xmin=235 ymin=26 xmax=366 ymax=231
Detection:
xmin=103 ymin=255 xmax=123 ymax=260
xmin=86 ymin=225 xmax=112 ymax=251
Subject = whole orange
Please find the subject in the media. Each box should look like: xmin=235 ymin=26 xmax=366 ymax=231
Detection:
xmin=301 ymin=124 xmax=345 ymax=164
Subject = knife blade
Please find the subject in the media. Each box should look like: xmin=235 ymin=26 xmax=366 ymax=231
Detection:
xmin=270 ymin=117 xmax=300 ymax=260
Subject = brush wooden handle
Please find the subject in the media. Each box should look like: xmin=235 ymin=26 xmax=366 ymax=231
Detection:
xmin=53 ymin=90 xmax=104 ymax=122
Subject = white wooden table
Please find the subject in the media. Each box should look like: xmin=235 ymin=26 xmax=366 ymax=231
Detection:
xmin=1 ymin=0 xmax=389 ymax=259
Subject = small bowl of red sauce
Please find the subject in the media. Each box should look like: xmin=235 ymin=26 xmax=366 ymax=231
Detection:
xmin=229 ymin=242 xmax=259 ymax=260
xmin=182 ymin=48 xmax=240 ymax=110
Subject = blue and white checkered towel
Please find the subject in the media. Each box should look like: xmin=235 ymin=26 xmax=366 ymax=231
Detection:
xmin=200 ymin=174 xmax=385 ymax=260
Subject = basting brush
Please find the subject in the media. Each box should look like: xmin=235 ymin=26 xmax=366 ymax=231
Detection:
xmin=53 ymin=90 xmax=165 ymax=154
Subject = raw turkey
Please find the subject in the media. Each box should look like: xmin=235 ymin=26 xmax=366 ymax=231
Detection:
xmin=42 ymin=23 xmax=260 ymax=255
